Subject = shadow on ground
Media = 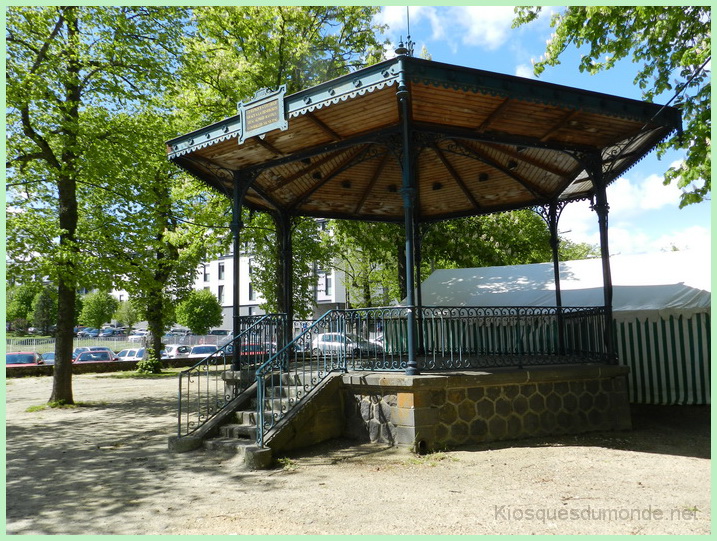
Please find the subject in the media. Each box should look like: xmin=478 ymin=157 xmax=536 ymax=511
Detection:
xmin=275 ymin=404 xmax=710 ymax=465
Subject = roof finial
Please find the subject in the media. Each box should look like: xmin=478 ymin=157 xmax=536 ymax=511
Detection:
xmin=395 ymin=7 xmax=415 ymax=57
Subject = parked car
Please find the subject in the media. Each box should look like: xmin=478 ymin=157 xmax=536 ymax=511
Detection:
xmin=188 ymin=345 xmax=219 ymax=358
xmin=311 ymin=332 xmax=383 ymax=357
xmin=74 ymin=350 xmax=118 ymax=363
xmin=76 ymin=328 xmax=100 ymax=338
xmin=163 ymin=344 xmax=191 ymax=359
xmin=72 ymin=346 xmax=115 ymax=360
xmin=6 ymin=352 xmax=44 ymax=366
xmin=41 ymin=352 xmax=55 ymax=365
xmin=208 ymin=329 xmax=230 ymax=336
xmin=100 ymin=328 xmax=125 ymax=338
xmin=128 ymin=331 xmax=148 ymax=343
xmin=116 ymin=348 xmax=140 ymax=362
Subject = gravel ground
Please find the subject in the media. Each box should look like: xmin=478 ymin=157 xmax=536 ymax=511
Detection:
xmin=5 ymin=371 xmax=711 ymax=535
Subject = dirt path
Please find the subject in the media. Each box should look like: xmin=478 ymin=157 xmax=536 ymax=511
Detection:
xmin=5 ymin=371 xmax=711 ymax=535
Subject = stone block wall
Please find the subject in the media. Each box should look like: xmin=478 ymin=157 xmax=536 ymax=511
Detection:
xmin=342 ymin=365 xmax=631 ymax=452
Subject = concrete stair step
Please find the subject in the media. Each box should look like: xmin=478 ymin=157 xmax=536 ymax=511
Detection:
xmin=220 ymin=423 xmax=257 ymax=440
xmin=261 ymin=396 xmax=299 ymax=411
xmin=233 ymin=410 xmax=261 ymax=425
xmin=202 ymin=437 xmax=254 ymax=456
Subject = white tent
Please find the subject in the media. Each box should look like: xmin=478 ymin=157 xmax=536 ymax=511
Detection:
xmin=416 ymin=251 xmax=711 ymax=405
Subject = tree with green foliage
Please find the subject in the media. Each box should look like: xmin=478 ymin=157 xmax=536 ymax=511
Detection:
xmin=78 ymin=108 xmax=215 ymax=362
xmin=31 ymin=286 xmax=58 ymax=335
xmin=174 ymin=6 xmax=387 ymax=316
xmin=241 ymin=214 xmax=335 ymax=318
xmin=180 ymin=6 xmax=386 ymax=123
xmin=332 ymin=210 xmax=602 ymax=307
xmin=6 ymin=6 xmax=188 ymax=403
xmin=513 ymin=6 xmax=711 ymax=207
xmin=114 ymin=301 xmax=138 ymax=331
xmin=331 ymin=220 xmax=402 ymax=308
xmin=175 ymin=289 xmax=223 ymax=335
xmin=6 ymin=283 xmax=42 ymax=332
xmin=79 ymin=291 xmax=119 ymax=331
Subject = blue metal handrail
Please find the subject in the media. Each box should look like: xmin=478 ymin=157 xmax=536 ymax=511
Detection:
xmin=177 ymin=314 xmax=285 ymax=437
xmin=255 ymin=310 xmax=350 ymax=446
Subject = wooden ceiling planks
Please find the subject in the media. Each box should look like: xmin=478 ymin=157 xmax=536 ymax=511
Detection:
xmin=168 ymin=55 xmax=681 ymax=223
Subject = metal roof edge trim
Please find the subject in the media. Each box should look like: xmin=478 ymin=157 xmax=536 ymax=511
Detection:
xmin=403 ymin=56 xmax=682 ymax=127
xmin=167 ymin=114 xmax=243 ymax=160
xmin=285 ymin=60 xmax=400 ymax=118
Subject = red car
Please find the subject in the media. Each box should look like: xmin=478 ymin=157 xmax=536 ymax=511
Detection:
xmin=6 ymin=352 xmax=44 ymax=366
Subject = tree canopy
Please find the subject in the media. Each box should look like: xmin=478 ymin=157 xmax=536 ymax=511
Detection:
xmin=175 ymin=289 xmax=223 ymax=335
xmin=79 ymin=290 xmax=119 ymax=330
xmin=513 ymin=6 xmax=711 ymax=207
xmin=6 ymin=6 xmax=188 ymax=403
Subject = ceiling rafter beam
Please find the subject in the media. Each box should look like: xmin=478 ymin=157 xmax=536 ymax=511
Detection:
xmin=305 ymin=112 xmax=343 ymax=141
xmin=413 ymin=121 xmax=596 ymax=154
xmin=354 ymin=152 xmax=390 ymax=215
xmin=246 ymin=180 xmax=284 ymax=212
xmin=479 ymin=141 xmax=573 ymax=178
xmin=539 ymin=110 xmax=581 ymax=142
xmin=476 ymin=97 xmax=512 ymax=132
xmin=429 ymin=143 xmax=482 ymax=211
xmin=288 ymin=146 xmax=369 ymax=212
xmin=240 ymin=126 xmax=401 ymax=177
xmin=252 ymin=135 xmax=284 ymax=157
xmin=267 ymin=148 xmax=346 ymax=193
xmin=448 ymin=139 xmax=550 ymax=200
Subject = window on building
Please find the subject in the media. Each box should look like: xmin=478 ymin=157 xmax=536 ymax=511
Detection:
xmin=203 ymin=264 xmax=210 ymax=282
xmin=218 ymin=262 xmax=225 ymax=280
xmin=248 ymin=258 xmax=255 ymax=276
xmin=325 ymin=272 xmax=332 ymax=296
xmin=248 ymin=283 xmax=256 ymax=301
xmin=218 ymin=285 xmax=224 ymax=304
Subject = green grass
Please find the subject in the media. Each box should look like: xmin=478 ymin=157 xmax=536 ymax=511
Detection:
xmin=277 ymin=457 xmax=298 ymax=471
xmin=25 ymin=400 xmax=107 ymax=412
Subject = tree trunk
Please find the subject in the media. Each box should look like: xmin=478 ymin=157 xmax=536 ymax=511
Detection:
xmin=146 ymin=285 xmax=165 ymax=362
xmin=50 ymin=9 xmax=80 ymax=404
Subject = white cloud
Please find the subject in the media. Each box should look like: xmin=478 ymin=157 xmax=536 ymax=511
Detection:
xmin=376 ymin=6 xmax=516 ymax=53
xmin=515 ymin=64 xmax=536 ymax=79
xmin=607 ymin=171 xmax=682 ymax=217
xmin=455 ymin=6 xmax=516 ymax=50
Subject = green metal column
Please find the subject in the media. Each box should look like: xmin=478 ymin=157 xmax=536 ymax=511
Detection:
xmin=231 ymin=172 xmax=246 ymax=371
xmin=397 ymin=52 xmax=419 ymax=376
xmin=588 ymin=155 xmax=617 ymax=362
xmin=548 ymin=200 xmax=565 ymax=355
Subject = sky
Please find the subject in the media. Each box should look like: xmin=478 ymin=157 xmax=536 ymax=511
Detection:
xmin=373 ymin=6 xmax=711 ymax=258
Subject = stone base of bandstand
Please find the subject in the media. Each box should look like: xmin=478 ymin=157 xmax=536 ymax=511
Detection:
xmin=341 ymin=364 xmax=631 ymax=453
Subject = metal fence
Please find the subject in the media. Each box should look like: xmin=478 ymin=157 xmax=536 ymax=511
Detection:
xmin=253 ymin=305 xmax=610 ymax=446
xmin=5 ymin=334 xmax=246 ymax=354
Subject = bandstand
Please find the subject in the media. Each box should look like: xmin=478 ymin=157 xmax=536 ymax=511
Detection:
xmin=167 ymin=47 xmax=681 ymax=461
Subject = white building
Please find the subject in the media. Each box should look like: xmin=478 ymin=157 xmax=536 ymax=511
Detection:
xmin=193 ymin=250 xmax=346 ymax=329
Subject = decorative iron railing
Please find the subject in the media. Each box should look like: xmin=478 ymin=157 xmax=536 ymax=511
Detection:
xmin=255 ymin=310 xmax=350 ymax=446
xmin=177 ymin=314 xmax=285 ymax=437
xmin=253 ymin=305 xmax=611 ymax=446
